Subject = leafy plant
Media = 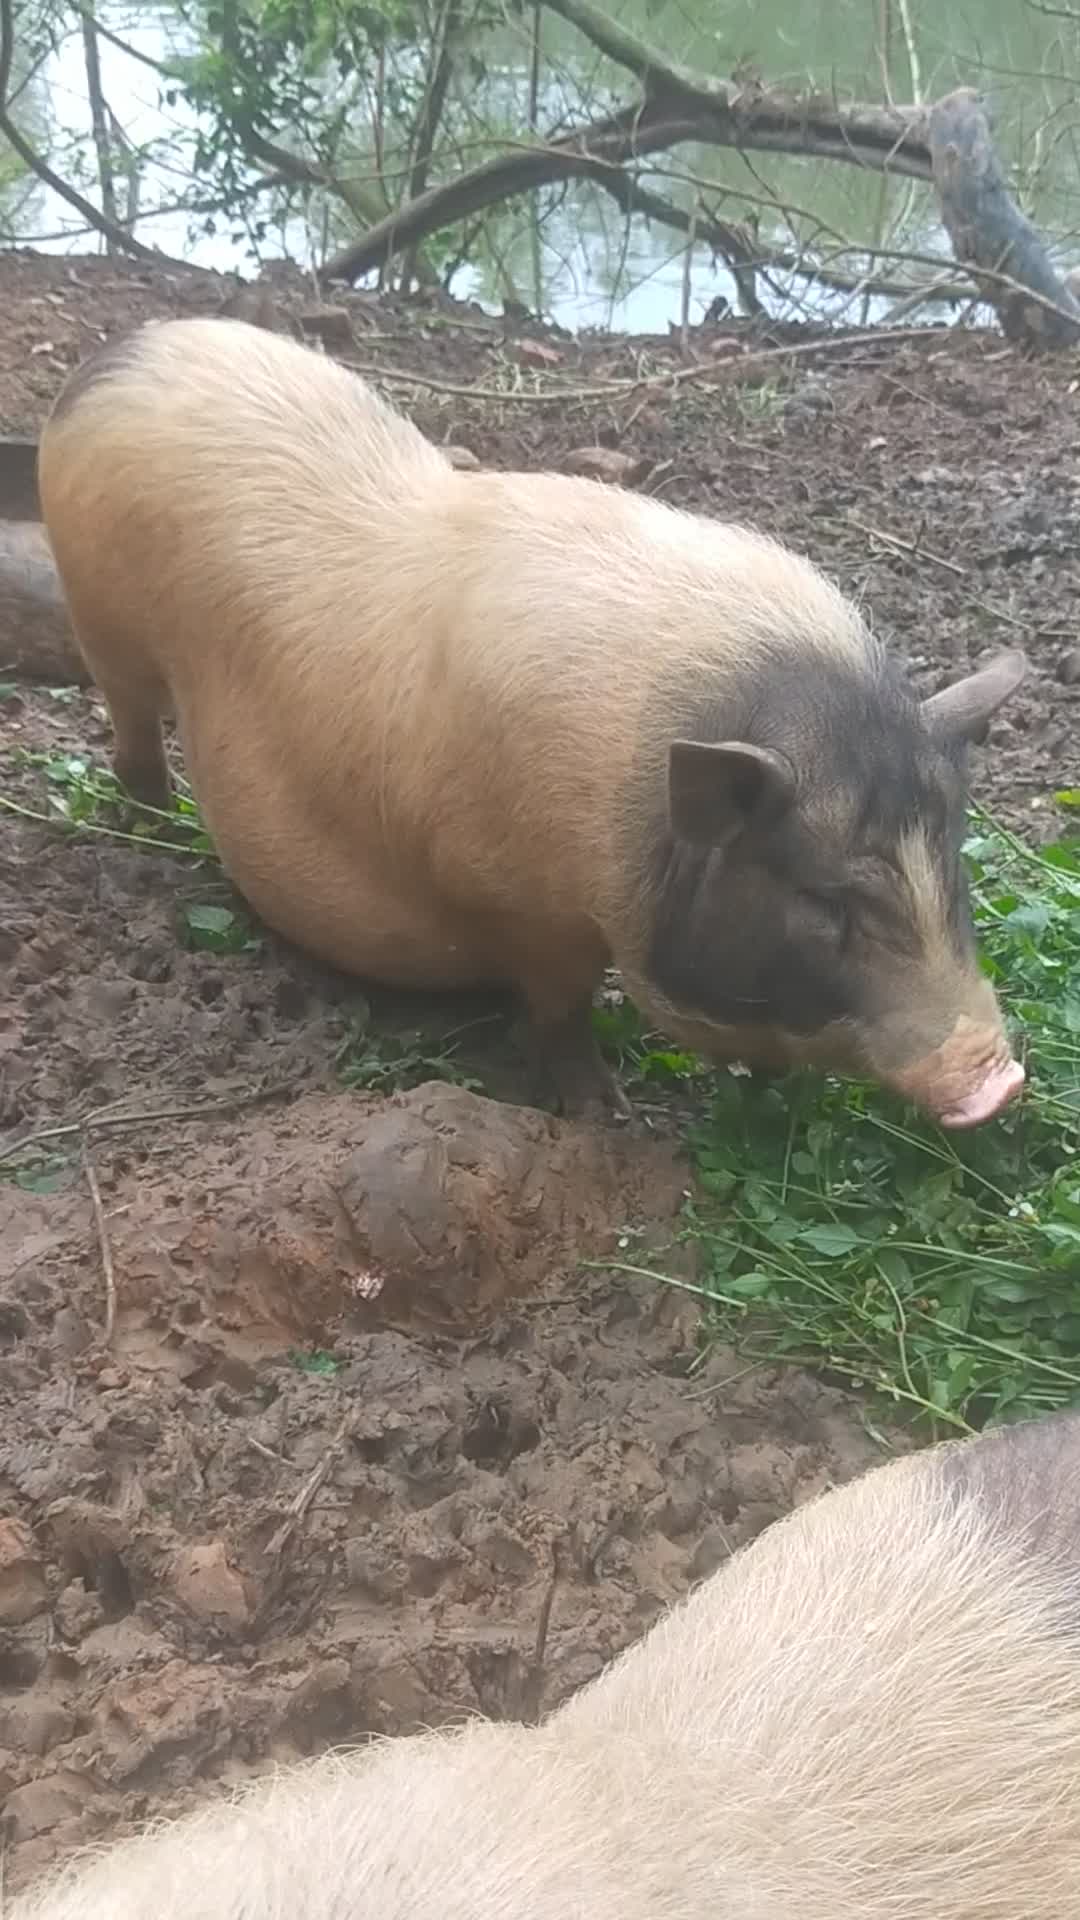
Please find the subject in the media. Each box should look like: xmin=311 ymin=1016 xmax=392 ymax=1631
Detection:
xmin=180 ymin=902 xmax=259 ymax=953
xmin=337 ymin=1016 xmax=485 ymax=1095
xmin=3 ymin=750 xmax=218 ymax=857
xmin=668 ymin=817 xmax=1080 ymax=1435
xmin=1 ymin=1153 xmax=76 ymax=1194
xmin=592 ymin=985 xmax=710 ymax=1091
xmin=288 ymin=1346 xmax=342 ymax=1375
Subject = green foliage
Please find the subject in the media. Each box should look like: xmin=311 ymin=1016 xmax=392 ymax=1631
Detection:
xmin=337 ymin=1012 xmax=485 ymax=1094
xmin=593 ymin=992 xmax=710 ymax=1091
xmin=168 ymin=0 xmax=441 ymax=225
xmin=180 ymin=901 xmax=259 ymax=953
xmin=287 ymin=1345 xmax=342 ymax=1374
xmin=3 ymin=1154 xmax=74 ymax=1194
xmin=4 ymin=750 xmax=218 ymax=857
xmin=676 ymin=818 xmax=1080 ymax=1435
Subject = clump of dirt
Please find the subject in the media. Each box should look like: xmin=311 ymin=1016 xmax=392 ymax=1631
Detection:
xmin=1 ymin=243 xmax=1075 ymax=1894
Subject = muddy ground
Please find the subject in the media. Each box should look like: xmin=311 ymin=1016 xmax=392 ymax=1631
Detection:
xmin=0 ymin=246 xmax=1077 ymax=1891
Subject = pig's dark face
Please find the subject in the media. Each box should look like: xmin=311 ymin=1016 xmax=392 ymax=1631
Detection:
xmin=637 ymin=647 xmax=1027 ymax=1129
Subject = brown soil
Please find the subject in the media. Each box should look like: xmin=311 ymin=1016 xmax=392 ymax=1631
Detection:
xmin=0 ymin=245 xmax=1074 ymax=1892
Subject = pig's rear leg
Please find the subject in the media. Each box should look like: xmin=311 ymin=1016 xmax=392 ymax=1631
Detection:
xmin=77 ymin=627 xmax=171 ymax=813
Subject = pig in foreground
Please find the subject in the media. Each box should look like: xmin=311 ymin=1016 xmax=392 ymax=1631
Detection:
xmin=37 ymin=317 xmax=1026 ymax=1124
xmin=12 ymin=1409 xmax=1080 ymax=1918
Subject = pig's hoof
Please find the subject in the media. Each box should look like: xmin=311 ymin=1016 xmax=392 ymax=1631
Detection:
xmin=548 ymin=1060 xmax=633 ymax=1124
xmin=518 ymin=1004 xmax=633 ymax=1123
xmin=115 ymin=760 xmax=172 ymax=816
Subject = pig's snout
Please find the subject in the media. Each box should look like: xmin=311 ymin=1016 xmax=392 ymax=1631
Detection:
xmin=936 ymin=1056 xmax=1025 ymax=1130
xmin=889 ymin=1019 xmax=1025 ymax=1131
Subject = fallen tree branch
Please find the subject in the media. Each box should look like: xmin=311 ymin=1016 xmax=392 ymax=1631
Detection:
xmin=541 ymin=0 xmax=930 ymax=170
xmin=596 ymin=171 xmax=763 ymax=313
xmin=928 ymin=87 xmax=1080 ymax=345
xmin=323 ymin=0 xmax=940 ymax=288
xmin=325 ymin=103 xmax=706 ymax=280
xmin=324 ymin=0 xmax=1077 ymax=352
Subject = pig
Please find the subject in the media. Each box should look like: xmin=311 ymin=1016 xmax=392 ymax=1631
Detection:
xmin=11 ymin=1408 xmax=1080 ymax=1919
xmin=0 ymin=433 xmax=41 ymax=521
xmin=36 ymin=317 xmax=1026 ymax=1124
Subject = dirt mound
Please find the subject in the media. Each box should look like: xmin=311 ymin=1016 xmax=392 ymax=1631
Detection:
xmin=3 ymin=1080 xmax=692 ymax=1354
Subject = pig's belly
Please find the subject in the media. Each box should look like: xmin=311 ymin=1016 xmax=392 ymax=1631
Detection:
xmin=228 ymin=838 xmax=504 ymax=988
xmin=184 ymin=761 xmax=507 ymax=992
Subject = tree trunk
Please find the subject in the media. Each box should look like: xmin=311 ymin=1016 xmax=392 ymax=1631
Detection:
xmin=928 ymin=88 xmax=1080 ymax=346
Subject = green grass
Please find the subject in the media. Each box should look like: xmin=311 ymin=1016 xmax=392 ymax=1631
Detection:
xmin=6 ymin=746 xmax=1080 ymax=1432
xmin=606 ymin=808 xmax=1080 ymax=1436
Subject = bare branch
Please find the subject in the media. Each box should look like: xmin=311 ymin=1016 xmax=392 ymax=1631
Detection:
xmin=0 ymin=0 xmax=179 ymax=263
xmin=400 ymin=0 xmax=462 ymax=290
xmin=1024 ymin=0 xmax=1080 ymax=19
xmin=323 ymin=0 xmax=939 ymax=291
xmin=80 ymin=3 xmax=120 ymax=244
xmin=0 ymin=0 xmax=15 ymax=111
xmin=539 ymin=0 xmax=930 ymax=175
xmin=327 ymin=103 xmax=732 ymax=280
xmin=76 ymin=5 xmax=179 ymax=75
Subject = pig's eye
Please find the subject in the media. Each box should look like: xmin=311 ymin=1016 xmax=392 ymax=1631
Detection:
xmin=799 ymin=890 xmax=849 ymax=939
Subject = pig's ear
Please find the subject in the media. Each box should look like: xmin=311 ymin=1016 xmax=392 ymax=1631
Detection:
xmin=668 ymin=740 xmax=796 ymax=848
xmin=922 ymin=649 xmax=1027 ymax=747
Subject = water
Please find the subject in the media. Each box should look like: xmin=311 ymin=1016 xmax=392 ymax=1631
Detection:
xmin=4 ymin=0 xmax=1080 ymax=333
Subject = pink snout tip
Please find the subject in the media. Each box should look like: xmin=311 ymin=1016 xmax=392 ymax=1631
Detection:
xmin=936 ymin=1057 xmax=1025 ymax=1130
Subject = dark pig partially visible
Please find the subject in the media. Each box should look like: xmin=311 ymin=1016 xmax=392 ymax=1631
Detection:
xmin=0 ymin=435 xmax=41 ymax=520
xmin=0 ymin=521 xmax=85 ymax=685
xmin=37 ymin=317 xmax=1026 ymax=1125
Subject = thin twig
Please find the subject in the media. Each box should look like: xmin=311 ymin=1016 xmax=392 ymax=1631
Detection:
xmin=847 ymin=513 xmax=1030 ymax=632
xmin=265 ymin=1407 xmax=359 ymax=1562
xmin=81 ymin=1141 xmax=117 ymax=1345
xmin=679 ymin=199 xmax=697 ymax=355
xmin=0 ymin=1081 xmax=299 ymax=1168
xmin=522 ymin=1538 xmax=563 ymax=1725
xmin=849 ymin=513 xmax=968 ymax=578
xmin=347 ymin=323 xmax=951 ymax=407
xmin=246 ymin=1435 xmax=298 ymax=1468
